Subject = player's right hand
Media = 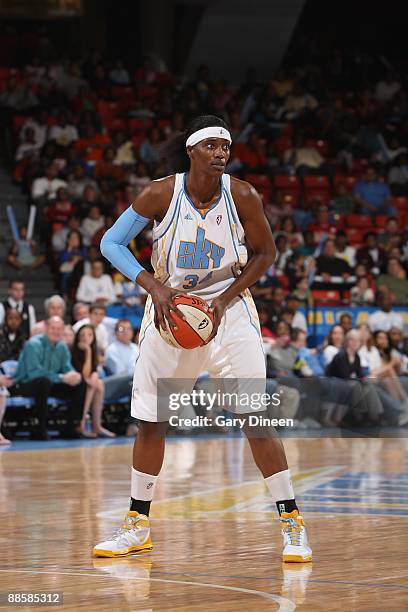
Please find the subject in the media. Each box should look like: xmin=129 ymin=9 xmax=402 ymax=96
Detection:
xmin=149 ymin=281 xmax=186 ymax=331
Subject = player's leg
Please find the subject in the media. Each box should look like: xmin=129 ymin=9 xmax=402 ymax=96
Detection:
xmin=93 ymin=312 xmax=205 ymax=557
xmin=211 ymin=294 xmax=312 ymax=562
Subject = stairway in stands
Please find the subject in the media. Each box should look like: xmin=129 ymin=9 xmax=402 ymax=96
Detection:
xmin=0 ymin=166 xmax=56 ymax=317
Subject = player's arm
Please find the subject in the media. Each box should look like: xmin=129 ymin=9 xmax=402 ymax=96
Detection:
xmin=221 ymin=179 xmax=276 ymax=302
xmin=100 ymin=177 xmax=184 ymax=330
xmin=207 ymin=179 xmax=276 ymax=341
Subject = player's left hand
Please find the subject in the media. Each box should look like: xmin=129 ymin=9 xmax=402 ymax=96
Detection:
xmin=206 ymin=295 xmax=228 ymax=343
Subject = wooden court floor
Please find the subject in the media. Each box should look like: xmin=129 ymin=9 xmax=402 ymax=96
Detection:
xmin=0 ymin=435 xmax=407 ymax=611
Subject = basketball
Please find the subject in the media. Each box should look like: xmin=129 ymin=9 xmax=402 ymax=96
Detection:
xmin=159 ymin=294 xmax=214 ymax=349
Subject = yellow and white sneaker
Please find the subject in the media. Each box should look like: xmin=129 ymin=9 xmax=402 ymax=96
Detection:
xmin=280 ymin=510 xmax=312 ymax=563
xmin=93 ymin=511 xmax=153 ymax=557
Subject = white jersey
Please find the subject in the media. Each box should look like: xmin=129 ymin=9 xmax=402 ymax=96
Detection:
xmin=151 ymin=172 xmax=248 ymax=301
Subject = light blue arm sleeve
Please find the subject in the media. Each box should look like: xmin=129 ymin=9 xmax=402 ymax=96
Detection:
xmin=100 ymin=206 xmax=150 ymax=282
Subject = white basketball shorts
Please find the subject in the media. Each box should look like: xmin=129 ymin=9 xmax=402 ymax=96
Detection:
xmin=131 ymin=291 xmax=266 ymax=422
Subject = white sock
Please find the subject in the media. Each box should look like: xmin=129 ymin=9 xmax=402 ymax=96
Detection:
xmin=264 ymin=469 xmax=295 ymax=503
xmin=131 ymin=467 xmax=158 ymax=501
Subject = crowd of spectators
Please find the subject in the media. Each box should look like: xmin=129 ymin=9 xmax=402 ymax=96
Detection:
xmin=0 ymin=39 xmax=407 ymax=439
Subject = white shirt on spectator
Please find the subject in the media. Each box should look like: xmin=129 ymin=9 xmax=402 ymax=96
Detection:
xmin=31 ymin=176 xmax=67 ymax=200
xmin=48 ymin=124 xmax=78 ymax=146
xmin=335 ymin=246 xmax=356 ymax=268
xmin=76 ymin=273 xmax=117 ymax=305
xmin=72 ymin=318 xmax=109 ymax=352
xmin=104 ymin=339 xmax=139 ymax=376
xmin=323 ymin=345 xmax=339 ymax=366
xmin=80 ymin=217 xmax=105 ymax=246
xmin=293 ymin=311 xmax=308 ymax=333
xmin=358 ymin=345 xmax=382 ymax=373
xmin=52 ymin=227 xmax=70 ymax=253
xmin=367 ymin=310 xmax=404 ymax=332
xmin=20 ymin=119 xmax=47 ymax=147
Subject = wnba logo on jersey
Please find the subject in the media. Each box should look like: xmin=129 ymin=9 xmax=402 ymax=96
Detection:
xmin=177 ymin=227 xmax=225 ymax=270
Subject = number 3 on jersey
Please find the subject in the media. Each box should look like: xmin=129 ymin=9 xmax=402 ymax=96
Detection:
xmin=183 ymin=271 xmax=213 ymax=289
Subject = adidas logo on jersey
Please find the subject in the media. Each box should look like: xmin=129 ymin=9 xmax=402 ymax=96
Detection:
xmin=184 ymin=213 xmax=193 ymax=220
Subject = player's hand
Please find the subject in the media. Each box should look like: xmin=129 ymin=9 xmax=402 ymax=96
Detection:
xmin=206 ymin=295 xmax=228 ymax=343
xmin=149 ymin=281 xmax=186 ymax=331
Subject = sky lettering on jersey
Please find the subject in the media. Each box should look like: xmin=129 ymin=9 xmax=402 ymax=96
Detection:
xmin=177 ymin=227 xmax=225 ymax=269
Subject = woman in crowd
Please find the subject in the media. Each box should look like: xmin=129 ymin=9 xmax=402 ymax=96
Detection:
xmin=323 ymin=324 xmax=344 ymax=366
xmin=373 ymin=330 xmax=408 ymax=420
xmin=71 ymin=325 xmax=115 ymax=438
xmin=0 ymin=309 xmax=26 ymax=362
xmin=59 ymin=230 xmax=87 ymax=296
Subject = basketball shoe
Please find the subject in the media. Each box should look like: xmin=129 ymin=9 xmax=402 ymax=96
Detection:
xmin=280 ymin=510 xmax=312 ymax=563
xmin=93 ymin=511 xmax=152 ymax=557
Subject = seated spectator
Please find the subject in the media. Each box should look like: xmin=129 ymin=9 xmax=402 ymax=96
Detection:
xmin=31 ymin=295 xmax=66 ymax=336
xmin=353 ymin=166 xmax=395 ymax=216
xmin=72 ymin=302 xmax=90 ymax=325
xmin=62 ymin=325 xmax=75 ymax=350
xmin=139 ymin=127 xmax=164 ymax=173
xmin=267 ymin=321 xmax=297 ymax=376
xmin=103 ymin=320 xmax=139 ymax=434
xmin=9 ymin=316 xmax=85 ymax=439
xmin=350 ymin=277 xmax=375 ymax=305
xmin=325 ymin=329 xmax=384 ymax=423
xmin=51 ymin=216 xmax=81 ymax=255
xmin=91 ymin=215 xmax=114 ymax=248
xmin=292 ymin=329 xmax=325 ymax=377
xmin=373 ymin=330 xmax=408 ymax=423
xmin=93 ymin=146 xmax=126 ymax=184
xmin=48 ymin=112 xmax=78 ymax=148
xmin=71 ymin=325 xmax=115 ymax=438
xmin=377 ymin=258 xmax=408 ymax=305
xmin=285 ymin=294 xmax=308 ymax=332
xmin=292 ymin=277 xmax=313 ymax=309
xmin=378 ymin=218 xmax=401 ymax=248
xmin=283 ymin=134 xmax=325 ymax=176
xmin=59 ymin=230 xmax=87 ymax=296
xmin=285 ymin=253 xmax=307 ymax=290
xmin=335 ymin=231 xmax=356 ymax=268
xmin=0 ymin=309 xmax=26 ymax=361
xmin=31 ymin=163 xmax=67 ymax=203
xmin=113 ymin=131 xmax=136 ymax=167
xmin=388 ymin=326 xmax=408 ymax=374
xmin=114 ymin=274 xmax=147 ymax=307
xmin=388 ymin=153 xmax=408 ymax=195
xmin=330 ymin=183 xmax=355 ymax=215
xmin=73 ymin=303 xmax=109 ymax=352
xmin=307 ymin=205 xmax=336 ymax=242
xmin=15 ymin=126 xmax=41 ymax=162
xmin=339 ymin=313 xmax=353 ymax=334
xmin=323 ymin=324 xmax=345 ymax=366
xmin=109 ymin=60 xmax=130 ymax=85
xmin=279 ymin=216 xmax=304 ymax=249
xmin=367 ymin=290 xmax=404 ymax=333
xmin=67 ymin=164 xmax=98 ymax=200
xmin=19 ymin=110 xmax=48 ymax=149
xmin=356 ymin=232 xmax=385 ymax=275
xmin=80 ymin=205 xmax=105 ymax=246
xmin=127 ymin=162 xmax=151 ymax=196
xmin=45 ymin=187 xmax=77 ymax=224
xmin=229 ymin=132 xmax=267 ymax=172
xmin=76 ymin=259 xmax=117 ymax=305
xmin=258 ymin=306 xmax=275 ymax=339
xmin=314 ymin=239 xmax=355 ymax=288
xmin=70 ymin=245 xmax=106 ymax=295
xmin=0 ymin=280 xmax=36 ymax=337
xmin=7 ymin=225 xmax=45 ymax=271
xmin=279 ymin=84 xmax=318 ymax=120
xmin=274 ymin=233 xmax=293 ymax=273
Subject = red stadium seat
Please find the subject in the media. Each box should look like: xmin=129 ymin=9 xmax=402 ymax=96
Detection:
xmin=346 ymin=228 xmax=364 ymax=244
xmin=375 ymin=215 xmax=388 ymax=229
xmin=311 ymin=290 xmax=341 ymax=306
xmin=244 ymin=174 xmax=271 ymax=188
xmin=334 ymin=175 xmax=357 ymax=190
xmin=392 ymin=196 xmax=408 ymax=211
xmin=345 ymin=214 xmax=374 ymax=228
xmin=105 ymin=118 xmax=128 ymax=131
xmin=303 ymin=175 xmax=330 ymax=190
xmin=274 ymin=175 xmax=301 ymax=195
xmin=304 ymin=190 xmax=330 ymax=205
xmin=111 ymin=86 xmax=133 ymax=99
xmin=128 ymin=118 xmax=153 ymax=133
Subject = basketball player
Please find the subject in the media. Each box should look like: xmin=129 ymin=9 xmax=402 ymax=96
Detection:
xmin=95 ymin=115 xmax=312 ymax=563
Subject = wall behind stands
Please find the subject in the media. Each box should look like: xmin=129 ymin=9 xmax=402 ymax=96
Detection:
xmin=183 ymin=0 xmax=305 ymax=81
xmin=305 ymin=307 xmax=408 ymax=345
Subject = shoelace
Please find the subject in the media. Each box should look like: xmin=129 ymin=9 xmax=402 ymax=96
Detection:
xmin=281 ymin=517 xmax=303 ymax=546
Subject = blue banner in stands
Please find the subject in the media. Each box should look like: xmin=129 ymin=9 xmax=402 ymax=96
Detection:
xmin=304 ymin=307 xmax=408 ymax=345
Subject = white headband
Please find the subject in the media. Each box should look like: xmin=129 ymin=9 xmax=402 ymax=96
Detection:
xmin=186 ymin=126 xmax=232 ymax=148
